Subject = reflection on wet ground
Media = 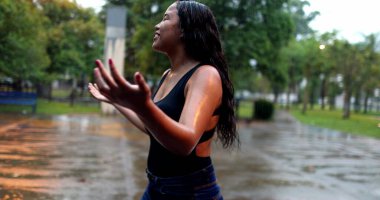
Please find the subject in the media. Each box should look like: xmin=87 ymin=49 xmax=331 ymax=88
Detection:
xmin=0 ymin=112 xmax=379 ymax=200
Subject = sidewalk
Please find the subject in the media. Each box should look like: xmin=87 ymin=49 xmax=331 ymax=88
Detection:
xmin=0 ymin=111 xmax=379 ymax=200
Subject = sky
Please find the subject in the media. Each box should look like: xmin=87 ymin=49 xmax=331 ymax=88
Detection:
xmin=74 ymin=0 xmax=106 ymax=13
xmin=305 ymin=0 xmax=380 ymax=43
xmin=74 ymin=0 xmax=380 ymax=43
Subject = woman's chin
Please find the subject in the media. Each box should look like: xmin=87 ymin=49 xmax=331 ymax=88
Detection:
xmin=152 ymin=44 xmax=165 ymax=54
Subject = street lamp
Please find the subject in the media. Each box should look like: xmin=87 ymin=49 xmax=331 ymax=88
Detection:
xmin=249 ymin=59 xmax=257 ymax=69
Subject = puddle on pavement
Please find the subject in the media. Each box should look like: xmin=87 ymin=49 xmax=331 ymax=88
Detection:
xmin=0 ymin=112 xmax=379 ymax=200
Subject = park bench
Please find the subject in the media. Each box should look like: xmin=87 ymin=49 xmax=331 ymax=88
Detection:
xmin=0 ymin=91 xmax=37 ymax=113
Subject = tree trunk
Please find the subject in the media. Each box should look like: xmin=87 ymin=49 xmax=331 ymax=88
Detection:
xmin=309 ymin=78 xmax=317 ymax=110
xmin=302 ymin=83 xmax=309 ymax=115
xmin=69 ymin=78 xmax=78 ymax=107
xmin=36 ymin=82 xmax=52 ymax=100
xmin=309 ymin=91 xmax=315 ymax=110
xmin=328 ymin=94 xmax=336 ymax=111
xmin=69 ymin=88 xmax=77 ymax=107
xmin=353 ymin=90 xmax=361 ymax=113
xmin=78 ymin=73 xmax=87 ymax=97
xmin=285 ymin=85 xmax=291 ymax=110
xmin=363 ymin=92 xmax=369 ymax=114
xmin=273 ymin=87 xmax=279 ymax=105
xmin=320 ymin=78 xmax=327 ymax=110
xmin=342 ymin=90 xmax=351 ymax=119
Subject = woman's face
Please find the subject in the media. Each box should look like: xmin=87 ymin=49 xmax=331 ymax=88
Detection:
xmin=152 ymin=3 xmax=182 ymax=53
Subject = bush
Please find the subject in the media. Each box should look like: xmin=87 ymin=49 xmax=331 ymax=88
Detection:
xmin=254 ymin=99 xmax=274 ymax=120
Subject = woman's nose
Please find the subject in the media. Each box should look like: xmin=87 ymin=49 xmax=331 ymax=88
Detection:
xmin=154 ymin=22 xmax=160 ymax=30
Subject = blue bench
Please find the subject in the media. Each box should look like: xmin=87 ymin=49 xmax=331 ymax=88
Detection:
xmin=0 ymin=91 xmax=37 ymax=113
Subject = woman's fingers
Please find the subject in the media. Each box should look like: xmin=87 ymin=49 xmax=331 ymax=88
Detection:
xmin=92 ymin=59 xmax=150 ymax=108
xmin=88 ymin=82 xmax=111 ymax=103
xmin=94 ymin=68 xmax=107 ymax=90
xmin=88 ymin=82 xmax=94 ymax=91
xmin=135 ymin=72 xmax=150 ymax=94
xmin=108 ymin=59 xmax=131 ymax=89
xmin=88 ymin=83 xmax=100 ymax=98
xmin=94 ymin=83 xmax=100 ymax=90
xmin=88 ymin=83 xmax=99 ymax=94
xmin=95 ymin=59 xmax=118 ymax=89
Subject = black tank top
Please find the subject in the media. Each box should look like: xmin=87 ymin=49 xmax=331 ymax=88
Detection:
xmin=147 ymin=63 xmax=216 ymax=177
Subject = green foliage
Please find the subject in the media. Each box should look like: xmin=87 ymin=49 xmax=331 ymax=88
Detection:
xmin=281 ymin=33 xmax=339 ymax=112
xmin=281 ymin=30 xmax=380 ymax=119
xmin=0 ymin=0 xmax=50 ymax=82
xmin=205 ymin=0 xmax=295 ymax=83
xmin=39 ymin=0 xmax=104 ymax=82
xmin=287 ymin=0 xmax=319 ymax=36
xmin=328 ymin=40 xmax=363 ymax=118
xmin=0 ymin=0 xmax=104 ymax=91
xmin=254 ymin=99 xmax=275 ymax=120
xmin=359 ymin=34 xmax=380 ymax=100
xmin=280 ymin=39 xmax=304 ymax=89
xmin=105 ymin=0 xmax=296 ymax=87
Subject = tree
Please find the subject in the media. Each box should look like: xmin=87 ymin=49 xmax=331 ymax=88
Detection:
xmin=105 ymin=0 xmax=295 ymax=95
xmin=278 ymin=0 xmax=320 ymax=109
xmin=36 ymin=0 xmax=104 ymax=98
xmin=279 ymin=40 xmax=304 ymax=109
xmin=360 ymin=34 xmax=380 ymax=113
xmin=283 ymin=36 xmax=325 ymax=114
xmin=316 ymin=32 xmax=337 ymax=110
xmin=205 ymin=0 xmax=295 ymax=101
xmin=0 ymin=0 xmax=50 ymax=90
xmin=300 ymin=37 xmax=323 ymax=114
xmin=219 ymin=0 xmax=294 ymax=101
xmin=287 ymin=0 xmax=319 ymax=36
xmin=329 ymin=40 xmax=362 ymax=119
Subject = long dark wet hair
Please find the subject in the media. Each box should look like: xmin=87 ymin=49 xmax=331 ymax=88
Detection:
xmin=177 ymin=0 xmax=239 ymax=148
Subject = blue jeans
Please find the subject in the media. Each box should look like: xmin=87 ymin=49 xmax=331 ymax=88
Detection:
xmin=141 ymin=164 xmax=223 ymax=200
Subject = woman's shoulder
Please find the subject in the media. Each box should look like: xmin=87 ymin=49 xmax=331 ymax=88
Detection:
xmin=186 ymin=64 xmax=222 ymax=92
xmin=192 ymin=64 xmax=221 ymax=82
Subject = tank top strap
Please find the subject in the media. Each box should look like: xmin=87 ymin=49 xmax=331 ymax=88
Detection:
xmin=174 ymin=63 xmax=204 ymax=89
xmin=152 ymin=69 xmax=170 ymax=99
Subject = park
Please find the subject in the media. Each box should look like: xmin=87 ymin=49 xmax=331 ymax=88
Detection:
xmin=1 ymin=0 xmax=380 ymax=199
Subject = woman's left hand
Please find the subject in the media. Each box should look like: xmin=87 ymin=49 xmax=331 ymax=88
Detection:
xmin=93 ymin=59 xmax=151 ymax=112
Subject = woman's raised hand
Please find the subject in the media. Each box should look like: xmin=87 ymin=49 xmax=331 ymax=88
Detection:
xmin=93 ymin=59 xmax=151 ymax=112
xmin=88 ymin=83 xmax=111 ymax=103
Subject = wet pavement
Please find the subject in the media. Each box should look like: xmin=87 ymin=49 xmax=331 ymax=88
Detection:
xmin=0 ymin=111 xmax=379 ymax=200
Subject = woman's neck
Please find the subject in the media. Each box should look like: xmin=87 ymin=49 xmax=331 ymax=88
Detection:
xmin=167 ymin=49 xmax=199 ymax=73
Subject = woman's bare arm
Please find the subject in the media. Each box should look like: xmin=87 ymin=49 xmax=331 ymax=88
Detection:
xmin=141 ymin=66 xmax=222 ymax=155
xmin=112 ymin=103 xmax=147 ymax=133
xmin=88 ymin=82 xmax=147 ymax=133
xmin=94 ymin=59 xmax=222 ymax=156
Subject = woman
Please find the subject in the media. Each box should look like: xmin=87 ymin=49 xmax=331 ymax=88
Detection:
xmin=88 ymin=1 xmax=238 ymax=199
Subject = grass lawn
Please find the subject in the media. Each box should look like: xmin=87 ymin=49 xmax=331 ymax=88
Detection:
xmin=0 ymin=99 xmax=100 ymax=115
xmin=289 ymin=106 xmax=380 ymax=139
xmin=237 ymin=100 xmax=254 ymax=119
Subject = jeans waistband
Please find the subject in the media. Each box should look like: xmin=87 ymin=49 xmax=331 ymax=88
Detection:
xmin=146 ymin=164 xmax=217 ymax=187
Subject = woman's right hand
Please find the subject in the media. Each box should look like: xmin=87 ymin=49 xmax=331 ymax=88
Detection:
xmin=88 ymin=82 xmax=111 ymax=104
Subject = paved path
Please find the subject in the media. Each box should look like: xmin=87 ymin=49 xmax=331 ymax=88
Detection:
xmin=0 ymin=112 xmax=379 ymax=200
